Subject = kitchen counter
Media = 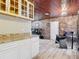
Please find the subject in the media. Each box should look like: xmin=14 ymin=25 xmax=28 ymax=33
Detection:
xmin=0 ymin=38 xmax=32 ymax=59
xmin=32 ymin=35 xmax=39 ymax=37
xmin=0 ymin=34 xmax=39 ymax=59
xmin=31 ymin=35 xmax=39 ymax=58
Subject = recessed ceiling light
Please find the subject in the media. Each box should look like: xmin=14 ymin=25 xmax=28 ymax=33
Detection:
xmin=61 ymin=0 xmax=68 ymax=16
xmin=45 ymin=13 xmax=49 ymax=15
xmin=61 ymin=11 xmax=67 ymax=16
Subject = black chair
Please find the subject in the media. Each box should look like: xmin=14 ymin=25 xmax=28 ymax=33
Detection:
xmin=55 ymin=32 xmax=67 ymax=49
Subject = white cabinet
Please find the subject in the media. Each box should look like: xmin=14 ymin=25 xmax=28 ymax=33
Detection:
xmin=50 ymin=21 xmax=59 ymax=41
xmin=18 ymin=39 xmax=32 ymax=59
xmin=0 ymin=37 xmax=39 ymax=59
xmin=32 ymin=36 xmax=39 ymax=57
xmin=0 ymin=47 xmax=18 ymax=59
xmin=0 ymin=42 xmax=18 ymax=59
xmin=0 ymin=39 xmax=32 ymax=59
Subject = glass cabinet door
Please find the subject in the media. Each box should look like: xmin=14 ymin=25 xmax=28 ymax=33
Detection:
xmin=0 ymin=0 xmax=34 ymax=20
xmin=29 ymin=4 xmax=34 ymax=19
xmin=15 ymin=0 xmax=18 ymax=14
xmin=0 ymin=0 xmax=6 ymax=11
xmin=10 ymin=0 xmax=18 ymax=14
xmin=21 ymin=0 xmax=27 ymax=17
xmin=28 ymin=0 xmax=34 ymax=4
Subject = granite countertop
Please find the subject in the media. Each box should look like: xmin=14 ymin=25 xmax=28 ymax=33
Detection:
xmin=0 ymin=33 xmax=31 ymax=44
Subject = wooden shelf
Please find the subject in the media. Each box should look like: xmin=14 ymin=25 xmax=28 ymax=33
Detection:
xmin=22 ymin=0 xmax=25 ymax=4
xmin=15 ymin=2 xmax=18 ymax=8
xmin=1 ymin=0 xmax=6 ymax=3
xmin=10 ymin=7 xmax=15 ymax=13
xmin=15 ymin=9 xmax=18 ymax=14
xmin=1 ymin=2 xmax=5 ymax=5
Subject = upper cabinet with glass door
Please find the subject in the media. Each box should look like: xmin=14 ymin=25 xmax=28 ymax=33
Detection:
xmin=10 ymin=0 xmax=19 ymax=15
xmin=21 ymin=0 xmax=27 ymax=17
xmin=21 ymin=0 xmax=34 ymax=20
xmin=28 ymin=0 xmax=34 ymax=20
xmin=0 ymin=0 xmax=6 ymax=12
xmin=29 ymin=4 xmax=34 ymax=19
xmin=0 ymin=0 xmax=34 ymax=20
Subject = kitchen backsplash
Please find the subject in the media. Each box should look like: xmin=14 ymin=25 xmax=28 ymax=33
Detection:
xmin=0 ymin=14 xmax=31 ymax=43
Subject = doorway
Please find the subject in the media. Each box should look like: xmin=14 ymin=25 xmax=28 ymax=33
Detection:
xmin=50 ymin=21 xmax=59 ymax=41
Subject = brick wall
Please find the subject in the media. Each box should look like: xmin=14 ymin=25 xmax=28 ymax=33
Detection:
xmin=51 ymin=15 xmax=78 ymax=36
xmin=41 ymin=20 xmax=50 ymax=39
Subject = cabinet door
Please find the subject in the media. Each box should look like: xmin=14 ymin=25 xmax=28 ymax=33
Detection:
xmin=0 ymin=46 xmax=18 ymax=59
xmin=0 ymin=0 xmax=6 ymax=11
xmin=18 ymin=39 xmax=32 ymax=59
xmin=9 ymin=0 xmax=19 ymax=14
xmin=29 ymin=4 xmax=34 ymax=19
xmin=32 ymin=37 xmax=39 ymax=57
xmin=21 ymin=0 xmax=27 ymax=17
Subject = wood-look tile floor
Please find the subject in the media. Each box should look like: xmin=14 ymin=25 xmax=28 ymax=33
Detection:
xmin=33 ymin=40 xmax=79 ymax=59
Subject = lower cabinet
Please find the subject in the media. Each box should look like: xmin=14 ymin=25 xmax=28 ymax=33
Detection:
xmin=0 ymin=38 xmax=39 ymax=59
xmin=0 ymin=39 xmax=32 ymax=59
xmin=0 ymin=42 xmax=18 ymax=59
xmin=0 ymin=46 xmax=18 ymax=59
xmin=32 ymin=36 xmax=39 ymax=58
xmin=18 ymin=39 xmax=32 ymax=59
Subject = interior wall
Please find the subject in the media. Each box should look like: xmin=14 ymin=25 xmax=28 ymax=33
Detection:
xmin=41 ymin=20 xmax=50 ymax=39
xmin=51 ymin=15 xmax=78 ymax=36
xmin=41 ymin=15 xmax=78 ymax=39
xmin=50 ymin=21 xmax=59 ymax=40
